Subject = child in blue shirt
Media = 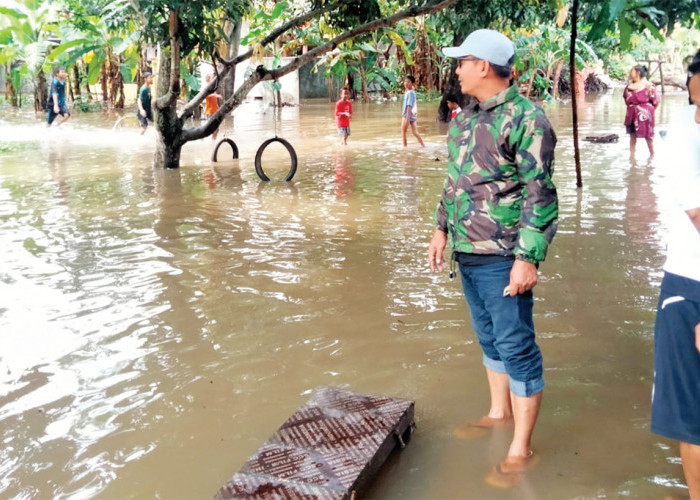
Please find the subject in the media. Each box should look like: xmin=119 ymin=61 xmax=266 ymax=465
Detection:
xmin=46 ymin=67 xmax=70 ymax=127
xmin=401 ymin=75 xmax=424 ymax=147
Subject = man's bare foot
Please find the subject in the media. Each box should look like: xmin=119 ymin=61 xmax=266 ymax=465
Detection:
xmin=484 ymin=452 xmax=539 ymax=489
xmin=452 ymin=415 xmax=512 ymax=440
xmin=499 ymin=451 xmax=539 ymax=474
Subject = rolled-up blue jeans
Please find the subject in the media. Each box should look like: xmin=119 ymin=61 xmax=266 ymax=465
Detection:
xmin=458 ymin=259 xmax=544 ymax=397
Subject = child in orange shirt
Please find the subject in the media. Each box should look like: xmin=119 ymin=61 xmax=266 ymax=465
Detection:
xmin=204 ymin=74 xmax=223 ymax=140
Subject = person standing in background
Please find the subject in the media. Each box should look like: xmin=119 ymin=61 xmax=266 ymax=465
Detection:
xmin=137 ymin=72 xmax=154 ymax=136
xmin=623 ymin=65 xmax=659 ymax=158
xmin=401 ymin=75 xmax=425 ymax=147
xmin=204 ymin=74 xmax=224 ymax=141
xmin=46 ymin=67 xmax=70 ymax=128
xmin=335 ymin=88 xmax=352 ymax=145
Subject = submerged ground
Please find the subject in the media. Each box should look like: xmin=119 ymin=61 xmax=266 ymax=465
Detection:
xmin=0 ymin=92 xmax=691 ymax=498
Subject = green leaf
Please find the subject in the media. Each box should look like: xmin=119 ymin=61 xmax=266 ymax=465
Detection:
xmin=119 ymin=63 xmax=133 ymax=83
xmin=87 ymin=60 xmax=102 ymax=85
xmin=46 ymin=38 xmax=87 ymax=61
xmin=269 ymin=1 xmax=288 ymax=20
xmin=183 ymin=72 xmax=200 ymax=91
xmin=608 ymin=0 xmax=627 ymax=24
xmin=11 ymin=67 xmax=21 ymax=90
xmin=618 ymin=16 xmax=632 ymax=51
xmin=0 ymin=6 xmax=27 ymax=20
xmin=640 ymin=18 xmax=664 ymax=42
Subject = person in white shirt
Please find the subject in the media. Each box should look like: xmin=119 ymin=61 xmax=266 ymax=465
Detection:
xmin=650 ymin=49 xmax=700 ymax=499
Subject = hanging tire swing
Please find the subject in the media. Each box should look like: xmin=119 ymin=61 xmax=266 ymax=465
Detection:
xmin=211 ymin=138 xmax=239 ymax=162
xmin=254 ymin=137 xmax=298 ymax=182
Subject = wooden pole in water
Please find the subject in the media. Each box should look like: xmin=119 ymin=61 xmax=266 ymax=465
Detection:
xmin=570 ymin=0 xmax=582 ymax=188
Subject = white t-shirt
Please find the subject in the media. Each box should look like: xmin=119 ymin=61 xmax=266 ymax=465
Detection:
xmin=662 ymin=105 xmax=700 ymax=282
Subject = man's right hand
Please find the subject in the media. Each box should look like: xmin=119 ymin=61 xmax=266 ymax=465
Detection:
xmin=428 ymin=229 xmax=447 ymax=272
xmin=140 ymin=109 xmax=146 ymax=118
xmin=53 ymin=104 xmax=59 ymax=114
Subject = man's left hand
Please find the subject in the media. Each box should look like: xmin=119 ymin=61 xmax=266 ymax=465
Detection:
xmin=695 ymin=322 xmax=700 ymax=355
xmin=506 ymin=259 xmax=538 ymax=296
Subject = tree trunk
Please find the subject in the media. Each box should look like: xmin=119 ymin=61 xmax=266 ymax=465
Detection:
xmin=73 ymin=64 xmax=81 ymax=98
xmin=154 ymin=40 xmax=184 ymax=169
xmin=551 ymin=59 xmax=564 ymax=99
xmin=34 ymin=69 xmax=47 ymax=112
xmin=525 ymin=66 xmax=536 ymax=98
xmin=109 ymin=53 xmax=125 ymax=108
xmin=221 ymin=21 xmax=242 ymax=101
xmin=5 ymin=64 xmax=17 ymax=107
xmin=570 ymin=0 xmax=582 ymax=188
xmin=100 ymin=62 xmax=108 ymax=103
xmin=359 ymin=65 xmax=369 ymax=102
xmin=155 ymin=132 xmax=184 ymax=169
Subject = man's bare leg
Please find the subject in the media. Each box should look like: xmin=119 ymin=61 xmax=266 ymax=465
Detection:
xmin=454 ymin=368 xmax=512 ymax=439
xmin=503 ymin=390 xmax=542 ymax=466
xmin=484 ymin=390 xmax=542 ymax=488
xmin=487 ymin=368 xmax=513 ymax=419
xmin=629 ymin=133 xmax=637 ymax=158
xmin=681 ymin=441 xmax=700 ymax=499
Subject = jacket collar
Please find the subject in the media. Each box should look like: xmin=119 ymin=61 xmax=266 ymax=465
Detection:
xmin=473 ymin=84 xmax=519 ymax=112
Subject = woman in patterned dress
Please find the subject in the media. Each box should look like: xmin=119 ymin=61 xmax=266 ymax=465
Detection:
xmin=623 ymin=65 xmax=660 ymax=158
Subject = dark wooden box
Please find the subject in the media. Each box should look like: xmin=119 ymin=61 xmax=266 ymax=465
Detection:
xmin=215 ymin=386 xmax=416 ymax=499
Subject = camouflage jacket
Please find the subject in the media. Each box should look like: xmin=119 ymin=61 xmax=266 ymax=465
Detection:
xmin=435 ymin=85 xmax=558 ymax=264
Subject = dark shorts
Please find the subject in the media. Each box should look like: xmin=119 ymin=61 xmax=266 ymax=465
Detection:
xmin=457 ymin=259 xmax=544 ymax=397
xmin=46 ymin=104 xmax=70 ymax=124
xmin=625 ymin=123 xmax=635 ymax=135
xmin=651 ymin=272 xmax=700 ymax=445
xmin=137 ymin=108 xmax=154 ymax=127
xmin=337 ymin=127 xmax=350 ymax=138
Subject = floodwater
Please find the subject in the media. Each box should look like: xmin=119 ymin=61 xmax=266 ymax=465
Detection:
xmin=0 ymin=90 xmax=691 ymax=499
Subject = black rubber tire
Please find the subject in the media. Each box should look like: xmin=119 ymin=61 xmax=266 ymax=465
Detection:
xmin=254 ymin=137 xmax=297 ymax=182
xmin=211 ymin=138 xmax=239 ymax=162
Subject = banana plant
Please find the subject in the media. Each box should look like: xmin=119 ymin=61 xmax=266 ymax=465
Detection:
xmin=514 ymin=23 xmax=598 ymax=99
xmin=0 ymin=0 xmax=60 ymax=110
xmin=46 ymin=3 xmax=139 ymax=108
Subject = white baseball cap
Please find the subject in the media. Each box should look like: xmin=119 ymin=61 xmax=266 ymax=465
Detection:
xmin=442 ymin=29 xmax=514 ymax=67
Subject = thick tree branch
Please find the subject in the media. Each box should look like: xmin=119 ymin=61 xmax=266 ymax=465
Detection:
xmin=269 ymin=0 xmax=458 ymax=80
xmin=156 ymin=10 xmax=181 ymax=109
xmin=182 ymin=0 xmax=458 ymax=141
xmin=224 ymin=1 xmax=346 ymax=68
xmin=182 ymin=66 xmax=266 ymax=142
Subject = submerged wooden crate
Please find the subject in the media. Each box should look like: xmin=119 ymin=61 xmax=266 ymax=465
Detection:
xmin=215 ymin=386 xmax=415 ymax=499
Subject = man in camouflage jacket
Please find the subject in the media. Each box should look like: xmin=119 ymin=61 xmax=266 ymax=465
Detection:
xmin=429 ymin=29 xmax=558 ymax=482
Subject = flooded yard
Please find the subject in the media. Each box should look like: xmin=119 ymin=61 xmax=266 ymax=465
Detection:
xmin=0 ymin=91 xmax=691 ymax=498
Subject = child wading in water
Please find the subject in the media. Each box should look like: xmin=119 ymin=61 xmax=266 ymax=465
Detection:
xmin=137 ymin=72 xmax=154 ymax=135
xmin=46 ymin=67 xmax=71 ymax=128
xmin=401 ymin=75 xmax=425 ymax=147
xmin=335 ymin=88 xmax=352 ymax=145
xmin=446 ymin=94 xmax=462 ymax=120
xmin=204 ymin=74 xmax=223 ymax=141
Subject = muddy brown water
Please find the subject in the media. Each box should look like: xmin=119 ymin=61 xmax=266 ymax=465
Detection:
xmin=0 ymin=92 xmax=691 ymax=499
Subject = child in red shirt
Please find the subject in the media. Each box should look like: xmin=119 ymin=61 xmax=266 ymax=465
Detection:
xmin=335 ymin=88 xmax=352 ymax=145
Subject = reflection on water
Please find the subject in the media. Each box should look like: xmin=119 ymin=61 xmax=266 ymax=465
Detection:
xmin=0 ymin=92 xmax=691 ymax=498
